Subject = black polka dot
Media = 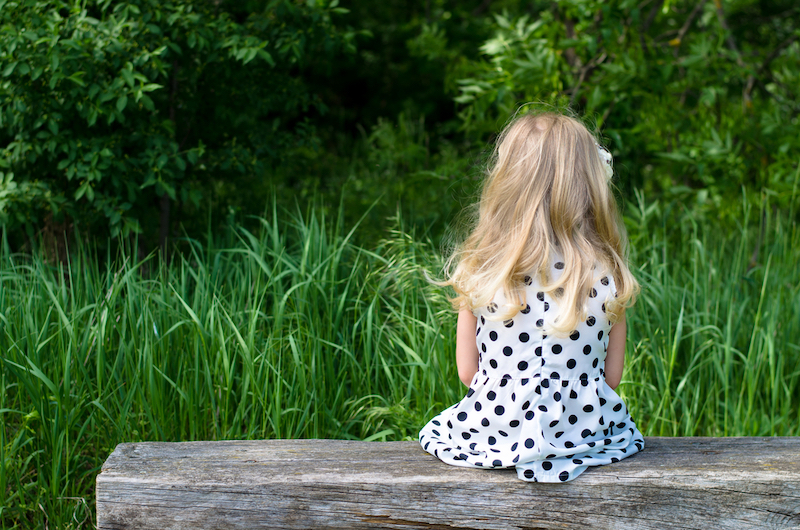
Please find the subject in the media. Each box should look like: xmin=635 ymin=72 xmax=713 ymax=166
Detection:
xmin=537 ymin=291 xmax=545 ymax=301
xmin=481 ymin=316 xmax=486 ymax=324
xmin=554 ymin=392 xmax=562 ymax=402
xmin=601 ymin=303 xmax=606 ymax=313
xmin=510 ymin=420 xmax=520 ymax=427
xmin=481 ymin=343 xmax=486 ymax=352
xmin=570 ymin=389 xmax=578 ymax=399
xmin=490 ymin=359 xmax=497 ymax=368
xmin=495 ymin=405 xmax=505 ymax=415
xmin=511 ymin=442 xmax=518 ymax=451
xmin=549 ymin=420 xmax=559 ymax=428
xmin=568 ymin=414 xmax=578 ymax=424
xmin=600 ymin=397 xmax=607 ymax=406
xmin=535 ymin=346 xmax=542 ymax=356
xmin=492 ymin=459 xmax=502 ymax=467
xmin=555 ymin=431 xmax=564 ymax=439
xmin=521 ymin=304 xmax=531 ymax=314
xmin=461 ymin=432 xmax=471 ymax=440
xmin=518 ymin=361 xmax=528 ymax=370
xmin=611 ymin=457 xmax=619 ymax=463
xmin=524 ymin=438 xmax=535 ymax=449
xmin=570 ymin=330 xmax=580 ymax=341
xmin=503 ymin=346 xmax=513 ymax=356
xmin=589 ymin=288 xmax=597 ymax=298
xmin=481 ymin=418 xmax=490 ymax=427
xmin=519 ymin=332 xmax=530 ymax=342
xmin=488 ymin=303 xmax=497 ymax=313
xmin=536 ymin=319 xmax=544 ymax=327
xmin=541 ymin=379 xmax=550 ymax=388
xmin=504 ymin=319 xmax=514 ymax=328
xmin=499 ymin=378 xmax=508 ymax=388
xmin=583 ymin=404 xmax=594 ymax=413
xmin=613 ymin=403 xmax=622 ymax=412
xmin=524 ymin=469 xmax=534 ymax=479
xmin=550 ymin=372 xmax=560 ymax=379
xmin=583 ymin=345 xmax=592 ymax=355
xmin=487 ymin=391 xmax=496 ymax=401
xmin=432 ymin=429 xmax=440 ymax=436
xmin=538 ymin=405 xmax=548 ymax=412
xmin=564 ymin=441 xmax=574 ymax=448
xmin=489 ymin=331 xmax=498 ymax=341
xmin=544 ymin=302 xmax=550 ymax=311
xmin=552 ymin=344 xmax=562 ymax=354
xmin=559 ymin=471 xmax=569 ymax=481
xmin=457 ymin=412 xmax=467 ymax=421
xmin=488 ymin=436 xmax=496 ymax=445
xmin=581 ymin=428 xmax=592 ymax=438
xmin=522 ymin=400 xmax=530 ymax=410
xmin=592 ymin=358 xmax=599 ymax=368
xmin=587 ymin=316 xmax=596 ymax=326
xmin=476 ymin=327 xmax=481 ymax=336
xmin=524 ymin=276 xmax=533 ymax=286
xmin=573 ymin=458 xmax=583 ymax=464
xmin=474 ymin=402 xmax=482 ymax=411
xmin=567 ymin=359 xmax=576 ymax=369
xmin=601 ymin=277 xmax=609 ymax=286
xmin=542 ymin=461 xmax=553 ymax=471
xmin=554 ymin=262 xmax=564 ymax=270
xmin=598 ymin=330 xmax=604 ymax=340
xmin=525 ymin=410 xmax=535 ymax=420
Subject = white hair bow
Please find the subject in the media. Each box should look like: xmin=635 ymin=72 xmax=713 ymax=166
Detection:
xmin=596 ymin=144 xmax=613 ymax=180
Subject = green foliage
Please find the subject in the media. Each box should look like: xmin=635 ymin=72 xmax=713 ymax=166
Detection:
xmin=0 ymin=0 xmax=356 ymax=239
xmin=450 ymin=0 xmax=800 ymax=214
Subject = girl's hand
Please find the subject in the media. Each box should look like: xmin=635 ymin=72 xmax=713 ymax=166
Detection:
xmin=456 ymin=308 xmax=480 ymax=387
xmin=604 ymin=314 xmax=627 ymax=390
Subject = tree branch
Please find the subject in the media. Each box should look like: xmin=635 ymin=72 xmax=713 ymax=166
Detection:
xmin=672 ymin=0 xmax=707 ymax=57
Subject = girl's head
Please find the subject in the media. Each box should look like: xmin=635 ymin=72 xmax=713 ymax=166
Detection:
xmin=446 ymin=111 xmax=638 ymax=334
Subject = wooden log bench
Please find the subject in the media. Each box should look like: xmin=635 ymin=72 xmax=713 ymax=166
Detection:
xmin=96 ymin=437 xmax=800 ymax=529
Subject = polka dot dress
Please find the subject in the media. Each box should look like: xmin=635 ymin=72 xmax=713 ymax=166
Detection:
xmin=419 ymin=258 xmax=644 ymax=483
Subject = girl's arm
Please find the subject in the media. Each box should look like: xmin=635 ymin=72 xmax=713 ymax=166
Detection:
xmin=456 ymin=308 xmax=480 ymax=387
xmin=604 ymin=314 xmax=627 ymax=390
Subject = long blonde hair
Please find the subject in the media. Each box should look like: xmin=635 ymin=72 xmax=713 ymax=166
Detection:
xmin=445 ymin=111 xmax=638 ymax=334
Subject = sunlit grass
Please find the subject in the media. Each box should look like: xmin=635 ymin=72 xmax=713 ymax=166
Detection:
xmin=1 ymin=195 xmax=798 ymax=528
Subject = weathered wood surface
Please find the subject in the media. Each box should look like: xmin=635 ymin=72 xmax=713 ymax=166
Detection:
xmin=96 ymin=437 xmax=800 ymax=530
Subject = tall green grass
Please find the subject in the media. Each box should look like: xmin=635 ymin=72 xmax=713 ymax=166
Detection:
xmin=1 ymin=196 xmax=798 ymax=528
xmin=622 ymin=191 xmax=800 ymax=436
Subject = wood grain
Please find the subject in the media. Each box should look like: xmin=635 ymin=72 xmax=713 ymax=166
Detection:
xmin=96 ymin=437 xmax=800 ymax=530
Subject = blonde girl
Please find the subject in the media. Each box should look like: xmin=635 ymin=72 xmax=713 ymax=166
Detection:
xmin=419 ymin=111 xmax=644 ymax=482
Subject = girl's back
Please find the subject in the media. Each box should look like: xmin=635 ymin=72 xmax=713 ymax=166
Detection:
xmin=418 ymin=111 xmax=644 ymax=482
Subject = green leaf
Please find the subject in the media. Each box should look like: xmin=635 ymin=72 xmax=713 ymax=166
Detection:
xmin=116 ymin=95 xmax=128 ymax=112
xmin=257 ymin=49 xmax=275 ymax=66
xmin=243 ymin=48 xmax=258 ymax=64
xmin=141 ymin=94 xmax=154 ymax=111
xmin=121 ymin=68 xmax=135 ymax=88
xmin=67 ymin=71 xmax=86 ymax=87
xmin=2 ymin=62 xmax=18 ymax=77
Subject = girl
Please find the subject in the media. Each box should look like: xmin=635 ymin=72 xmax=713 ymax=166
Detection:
xmin=419 ymin=111 xmax=644 ymax=483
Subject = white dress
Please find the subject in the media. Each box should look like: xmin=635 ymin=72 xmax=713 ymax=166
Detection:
xmin=418 ymin=258 xmax=644 ymax=482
